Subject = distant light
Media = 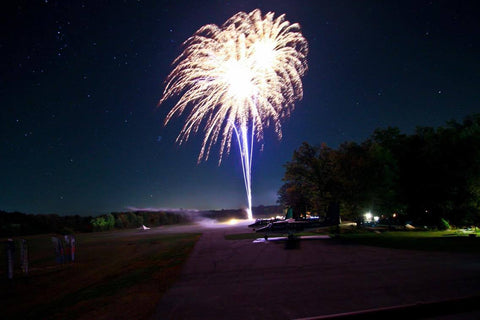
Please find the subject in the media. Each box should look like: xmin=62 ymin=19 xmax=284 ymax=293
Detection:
xmin=373 ymin=216 xmax=379 ymax=222
xmin=364 ymin=212 xmax=372 ymax=222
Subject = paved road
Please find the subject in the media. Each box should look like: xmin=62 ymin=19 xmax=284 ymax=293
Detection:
xmin=153 ymin=223 xmax=480 ymax=319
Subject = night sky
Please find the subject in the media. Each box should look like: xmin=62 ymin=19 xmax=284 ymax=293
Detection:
xmin=1 ymin=0 xmax=479 ymax=216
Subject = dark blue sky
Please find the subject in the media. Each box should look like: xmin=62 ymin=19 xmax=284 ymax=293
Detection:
xmin=1 ymin=0 xmax=479 ymax=215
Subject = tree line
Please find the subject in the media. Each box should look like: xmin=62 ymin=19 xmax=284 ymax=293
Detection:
xmin=278 ymin=114 xmax=480 ymax=228
xmin=0 ymin=211 xmax=93 ymax=236
xmin=0 ymin=210 xmax=190 ymax=236
xmin=90 ymin=211 xmax=189 ymax=231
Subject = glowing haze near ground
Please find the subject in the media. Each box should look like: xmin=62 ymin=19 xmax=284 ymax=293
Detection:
xmin=160 ymin=9 xmax=308 ymax=219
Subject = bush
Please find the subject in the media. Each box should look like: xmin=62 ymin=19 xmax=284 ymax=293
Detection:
xmin=439 ymin=218 xmax=451 ymax=230
xmin=91 ymin=214 xmax=115 ymax=231
xmin=115 ymin=217 xmax=124 ymax=229
xmin=59 ymin=227 xmax=75 ymax=235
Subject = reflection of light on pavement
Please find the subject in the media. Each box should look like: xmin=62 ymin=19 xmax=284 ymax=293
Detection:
xmin=253 ymin=235 xmax=331 ymax=243
xmin=253 ymin=237 xmax=285 ymax=243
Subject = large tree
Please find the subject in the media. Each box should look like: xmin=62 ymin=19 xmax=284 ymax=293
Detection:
xmin=278 ymin=114 xmax=480 ymax=227
xmin=398 ymin=115 xmax=480 ymax=226
xmin=278 ymin=142 xmax=338 ymax=218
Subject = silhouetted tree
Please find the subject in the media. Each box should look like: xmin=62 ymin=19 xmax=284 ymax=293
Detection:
xmin=278 ymin=114 xmax=480 ymax=227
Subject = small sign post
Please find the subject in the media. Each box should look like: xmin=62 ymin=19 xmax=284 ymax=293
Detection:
xmin=70 ymin=235 xmax=76 ymax=262
xmin=6 ymin=239 xmax=15 ymax=280
xmin=20 ymin=239 xmax=28 ymax=274
xmin=51 ymin=237 xmax=64 ymax=264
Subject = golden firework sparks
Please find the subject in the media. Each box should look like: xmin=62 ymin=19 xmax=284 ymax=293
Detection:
xmin=160 ymin=9 xmax=308 ymax=219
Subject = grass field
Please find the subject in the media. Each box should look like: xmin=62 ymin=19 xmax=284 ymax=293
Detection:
xmin=0 ymin=230 xmax=200 ymax=320
xmin=226 ymin=229 xmax=480 ymax=254
xmin=336 ymin=230 xmax=480 ymax=254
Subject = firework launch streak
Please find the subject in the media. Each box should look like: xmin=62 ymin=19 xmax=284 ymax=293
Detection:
xmin=160 ymin=9 xmax=308 ymax=220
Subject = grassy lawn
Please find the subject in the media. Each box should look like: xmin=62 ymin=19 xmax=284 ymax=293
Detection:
xmin=0 ymin=230 xmax=201 ymax=320
xmin=225 ymin=228 xmax=480 ymax=254
xmin=336 ymin=230 xmax=480 ymax=254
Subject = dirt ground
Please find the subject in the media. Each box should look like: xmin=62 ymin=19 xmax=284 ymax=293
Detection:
xmin=152 ymin=222 xmax=480 ymax=319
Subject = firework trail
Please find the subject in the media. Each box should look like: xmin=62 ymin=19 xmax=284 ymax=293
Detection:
xmin=159 ymin=9 xmax=308 ymax=220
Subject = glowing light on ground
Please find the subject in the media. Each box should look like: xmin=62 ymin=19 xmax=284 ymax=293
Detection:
xmin=160 ymin=9 xmax=308 ymax=220
xmin=227 ymin=218 xmax=238 ymax=225
xmin=197 ymin=217 xmax=253 ymax=228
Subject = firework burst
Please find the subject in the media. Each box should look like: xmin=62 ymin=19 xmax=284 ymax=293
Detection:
xmin=160 ymin=9 xmax=308 ymax=219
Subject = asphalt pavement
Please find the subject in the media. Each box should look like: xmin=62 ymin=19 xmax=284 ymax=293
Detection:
xmin=152 ymin=222 xmax=480 ymax=319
